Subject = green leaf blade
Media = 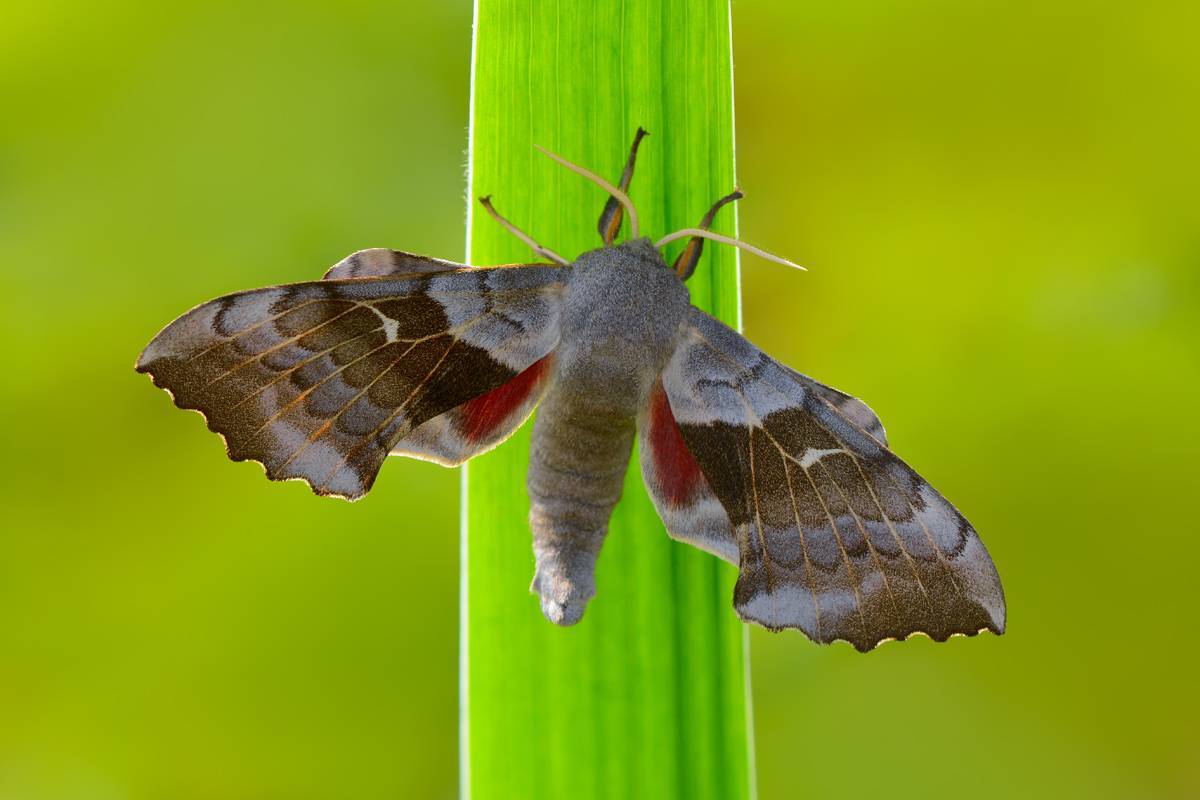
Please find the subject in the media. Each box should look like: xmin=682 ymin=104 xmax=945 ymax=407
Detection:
xmin=465 ymin=2 xmax=752 ymax=798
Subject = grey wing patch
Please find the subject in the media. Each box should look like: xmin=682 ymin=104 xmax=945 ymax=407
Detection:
xmin=322 ymin=248 xmax=470 ymax=279
xmin=136 ymin=266 xmax=565 ymax=499
xmin=659 ymin=307 xmax=1004 ymax=652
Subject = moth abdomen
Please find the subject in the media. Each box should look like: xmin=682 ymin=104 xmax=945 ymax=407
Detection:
xmin=526 ymin=385 xmax=636 ymax=626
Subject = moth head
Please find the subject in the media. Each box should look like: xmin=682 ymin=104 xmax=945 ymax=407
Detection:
xmin=611 ymin=236 xmax=671 ymax=268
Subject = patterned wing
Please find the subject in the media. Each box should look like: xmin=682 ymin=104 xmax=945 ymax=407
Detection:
xmin=322 ymin=248 xmax=475 ymax=280
xmin=390 ymin=352 xmax=554 ymax=466
xmin=785 ymin=366 xmax=888 ymax=445
xmin=136 ymin=264 xmax=564 ymax=499
xmin=639 ymin=380 xmax=738 ymax=563
xmin=639 ymin=366 xmax=885 ymax=560
xmin=320 ymin=249 xmax=558 ymax=465
xmin=656 ymin=307 xmax=1005 ymax=651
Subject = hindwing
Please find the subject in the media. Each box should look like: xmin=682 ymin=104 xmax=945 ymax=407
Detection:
xmin=322 ymin=248 xmax=472 ymax=280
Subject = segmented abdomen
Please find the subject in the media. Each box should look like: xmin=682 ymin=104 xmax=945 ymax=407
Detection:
xmin=525 ymin=384 xmax=635 ymax=624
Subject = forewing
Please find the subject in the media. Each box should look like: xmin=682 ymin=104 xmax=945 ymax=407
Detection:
xmin=136 ymin=265 xmax=564 ymax=499
xmin=659 ymin=307 xmax=1005 ymax=651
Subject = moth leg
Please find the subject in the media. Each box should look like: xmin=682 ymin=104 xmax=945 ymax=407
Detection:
xmin=671 ymin=189 xmax=743 ymax=279
xmin=478 ymin=196 xmax=570 ymax=266
xmin=597 ymin=127 xmax=649 ymax=245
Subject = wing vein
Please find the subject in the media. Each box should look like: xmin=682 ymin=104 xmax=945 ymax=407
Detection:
xmin=314 ymin=336 xmax=460 ymax=492
xmin=779 ymin=438 xmax=868 ymax=635
xmin=182 ymin=298 xmax=328 ymax=365
xmin=225 ymin=325 xmax=386 ymax=414
xmin=812 ymin=460 xmax=902 ymax=616
xmin=822 ymin=427 xmax=934 ymax=607
xmin=877 ymin=467 xmax=964 ymax=594
xmin=747 ymin=428 xmax=778 ymax=611
xmin=200 ymin=303 xmax=370 ymax=390
xmin=766 ymin=433 xmax=902 ymax=615
xmin=779 ymin=456 xmax=825 ymax=641
xmin=268 ymin=337 xmax=426 ymax=473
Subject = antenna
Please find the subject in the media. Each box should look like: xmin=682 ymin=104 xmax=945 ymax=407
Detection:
xmin=478 ymin=196 xmax=569 ymax=265
xmin=534 ymin=145 xmax=640 ymax=240
xmin=655 ymin=228 xmax=806 ymax=271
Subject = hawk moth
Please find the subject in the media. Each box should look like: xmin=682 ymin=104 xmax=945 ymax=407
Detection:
xmin=136 ymin=130 xmax=1005 ymax=652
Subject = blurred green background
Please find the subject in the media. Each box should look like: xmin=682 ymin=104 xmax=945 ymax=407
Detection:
xmin=2 ymin=1 xmax=1197 ymax=798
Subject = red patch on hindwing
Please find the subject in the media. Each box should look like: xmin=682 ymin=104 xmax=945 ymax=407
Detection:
xmin=648 ymin=383 xmax=706 ymax=506
xmin=458 ymin=355 xmax=552 ymax=443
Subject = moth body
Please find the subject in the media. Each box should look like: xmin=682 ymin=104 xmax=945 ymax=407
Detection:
xmin=528 ymin=238 xmax=689 ymax=624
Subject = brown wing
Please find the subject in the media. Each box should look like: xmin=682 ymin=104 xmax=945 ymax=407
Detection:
xmin=391 ymin=352 xmax=555 ymax=466
xmin=783 ymin=365 xmax=888 ymax=446
xmin=322 ymin=248 xmax=479 ymax=280
xmin=136 ymin=264 xmax=564 ymax=499
xmin=657 ymin=307 xmax=1005 ymax=651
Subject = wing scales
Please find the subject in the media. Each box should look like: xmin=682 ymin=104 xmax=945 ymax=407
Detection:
xmin=137 ymin=265 xmax=564 ymax=499
xmin=638 ymin=381 xmax=739 ymax=563
xmin=657 ymin=307 xmax=1004 ymax=651
xmin=322 ymin=248 xmax=475 ymax=279
xmin=392 ymin=353 xmax=555 ymax=466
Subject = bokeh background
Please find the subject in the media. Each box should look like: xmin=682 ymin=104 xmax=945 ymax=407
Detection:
xmin=3 ymin=1 xmax=1197 ymax=798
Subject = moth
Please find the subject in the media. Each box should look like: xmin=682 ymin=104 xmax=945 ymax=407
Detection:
xmin=137 ymin=130 xmax=1005 ymax=651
